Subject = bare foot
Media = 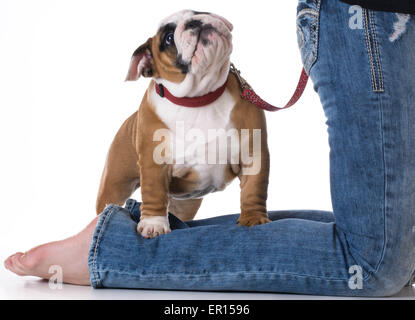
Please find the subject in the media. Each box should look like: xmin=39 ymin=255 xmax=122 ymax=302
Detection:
xmin=4 ymin=216 xmax=100 ymax=286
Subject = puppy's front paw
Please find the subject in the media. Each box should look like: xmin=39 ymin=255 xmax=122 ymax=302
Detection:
xmin=137 ymin=216 xmax=171 ymax=239
xmin=238 ymin=213 xmax=271 ymax=227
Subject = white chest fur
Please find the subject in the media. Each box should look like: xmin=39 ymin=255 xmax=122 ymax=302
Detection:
xmin=149 ymin=85 xmax=237 ymax=199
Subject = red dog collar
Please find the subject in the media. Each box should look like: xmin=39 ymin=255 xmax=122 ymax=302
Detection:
xmin=155 ymin=81 xmax=228 ymax=108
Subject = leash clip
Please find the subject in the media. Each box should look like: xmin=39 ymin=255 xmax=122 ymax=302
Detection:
xmin=230 ymin=63 xmax=252 ymax=92
xmin=158 ymin=83 xmax=165 ymax=98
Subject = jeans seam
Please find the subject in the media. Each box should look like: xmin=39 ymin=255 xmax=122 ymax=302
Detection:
xmin=363 ymin=9 xmax=385 ymax=93
xmin=90 ymin=206 xmax=116 ymax=288
xmin=312 ymin=0 xmax=322 ymax=73
xmin=373 ymin=91 xmax=388 ymax=274
xmin=309 ymin=0 xmax=322 ymax=74
xmin=369 ymin=10 xmax=385 ymax=91
xmin=93 ymin=269 xmax=350 ymax=283
xmin=363 ymin=9 xmax=377 ymax=92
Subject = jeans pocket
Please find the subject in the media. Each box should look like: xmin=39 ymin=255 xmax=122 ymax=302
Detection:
xmin=296 ymin=0 xmax=322 ymax=74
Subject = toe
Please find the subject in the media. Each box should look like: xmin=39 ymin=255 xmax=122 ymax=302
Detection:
xmin=4 ymin=252 xmax=23 ymax=270
xmin=8 ymin=253 xmax=28 ymax=276
xmin=147 ymin=227 xmax=154 ymax=238
xmin=140 ymin=226 xmax=153 ymax=239
xmin=4 ymin=256 xmax=12 ymax=270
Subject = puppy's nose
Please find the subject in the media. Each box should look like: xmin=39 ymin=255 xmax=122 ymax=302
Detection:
xmin=185 ymin=20 xmax=203 ymax=30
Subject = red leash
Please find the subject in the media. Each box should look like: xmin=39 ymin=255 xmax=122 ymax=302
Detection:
xmin=230 ymin=63 xmax=309 ymax=112
xmin=154 ymin=63 xmax=309 ymax=111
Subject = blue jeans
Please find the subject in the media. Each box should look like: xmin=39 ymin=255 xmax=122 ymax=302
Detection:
xmin=88 ymin=0 xmax=415 ymax=296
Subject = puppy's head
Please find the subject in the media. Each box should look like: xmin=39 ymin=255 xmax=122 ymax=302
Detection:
xmin=126 ymin=10 xmax=233 ymax=87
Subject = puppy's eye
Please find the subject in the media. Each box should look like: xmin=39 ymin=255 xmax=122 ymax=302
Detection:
xmin=164 ymin=32 xmax=175 ymax=47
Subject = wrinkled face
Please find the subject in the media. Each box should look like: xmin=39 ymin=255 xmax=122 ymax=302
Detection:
xmin=126 ymin=10 xmax=233 ymax=84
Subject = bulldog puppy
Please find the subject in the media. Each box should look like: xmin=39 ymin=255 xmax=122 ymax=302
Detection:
xmin=96 ymin=10 xmax=271 ymax=238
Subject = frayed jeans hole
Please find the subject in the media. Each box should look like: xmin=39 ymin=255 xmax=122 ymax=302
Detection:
xmin=390 ymin=13 xmax=410 ymax=42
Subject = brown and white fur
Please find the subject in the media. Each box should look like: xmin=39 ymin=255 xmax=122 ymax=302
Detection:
xmin=96 ymin=10 xmax=270 ymax=238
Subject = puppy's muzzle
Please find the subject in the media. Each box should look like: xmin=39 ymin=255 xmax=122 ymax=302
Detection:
xmin=175 ymin=14 xmax=233 ymax=73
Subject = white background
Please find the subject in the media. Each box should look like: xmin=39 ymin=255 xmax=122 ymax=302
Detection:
xmin=0 ymin=0 xmax=339 ymax=299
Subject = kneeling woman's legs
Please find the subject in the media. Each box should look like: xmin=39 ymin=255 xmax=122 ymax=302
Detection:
xmin=3 ymin=202 xmax=333 ymax=288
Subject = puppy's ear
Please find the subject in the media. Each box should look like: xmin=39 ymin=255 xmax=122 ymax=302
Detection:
xmin=211 ymin=13 xmax=234 ymax=32
xmin=125 ymin=38 xmax=155 ymax=81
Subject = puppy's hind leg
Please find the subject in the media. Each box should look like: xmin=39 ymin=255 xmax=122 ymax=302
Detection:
xmin=96 ymin=112 xmax=141 ymax=214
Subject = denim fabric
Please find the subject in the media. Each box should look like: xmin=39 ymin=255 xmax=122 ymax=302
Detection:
xmin=88 ymin=0 xmax=415 ymax=296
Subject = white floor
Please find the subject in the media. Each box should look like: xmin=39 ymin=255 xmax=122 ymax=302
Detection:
xmin=1 ymin=264 xmax=414 ymax=300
